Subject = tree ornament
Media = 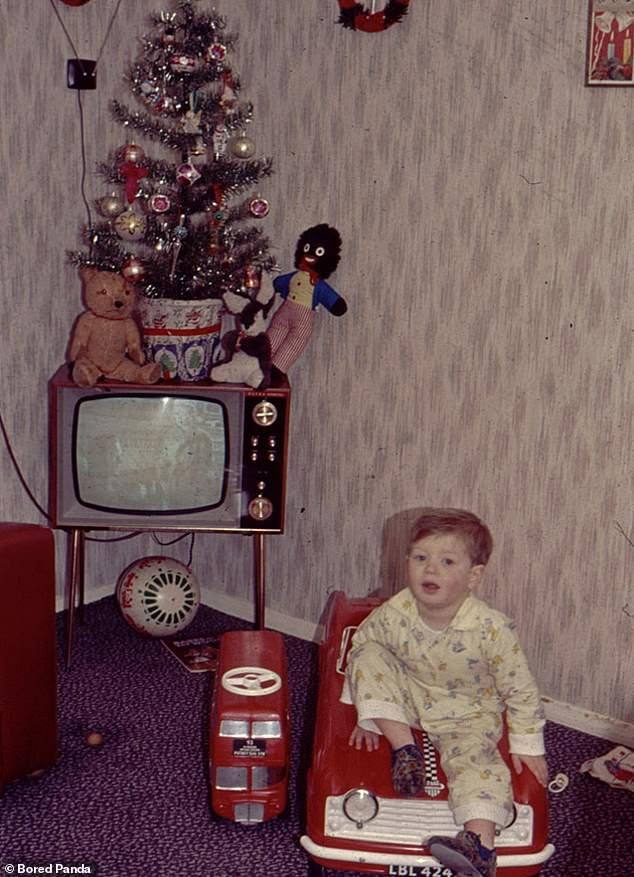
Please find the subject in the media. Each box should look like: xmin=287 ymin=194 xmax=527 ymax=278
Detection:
xmin=119 ymin=144 xmax=147 ymax=203
xmin=338 ymin=0 xmax=410 ymax=32
xmin=249 ymin=197 xmax=270 ymax=218
xmin=160 ymin=12 xmax=177 ymax=45
xmin=121 ymin=256 xmax=146 ymax=282
xmin=98 ymin=191 xmax=126 ymax=218
xmin=244 ymin=264 xmax=262 ymax=289
xmin=212 ymin=123 xmax=229 ymax=160
xmin=149 ymin=193 xmax=172 ymax=213
xmin=170 ymin=214 xmax=188 ymax=279
xmin=229 ymin=134 xmax=256 ymax=160
xmin=170 ymin=54 xmax=198 ymax=73
xmin=114 ymin=208 xmax=147 ymax=241
xmin=219 ymin=70 xmax=238 ymax=109
xmin=140 ymin=79 xmax=160 ymax=104
xmin=122 ymin=143 xmax=145 ymax=164
xmin=207 ymin=42 xmax=227 ymax=63
xmin=176 ymin=161 xmax=202 ymax=186
xmin=155 ymin=93 xmax=177 ymax=113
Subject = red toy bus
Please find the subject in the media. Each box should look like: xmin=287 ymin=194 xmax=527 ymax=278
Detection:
xmin=208 ymin=629 xmax=289 ymax=824
xmin=301 ymin=592 xmax=555 ymax=876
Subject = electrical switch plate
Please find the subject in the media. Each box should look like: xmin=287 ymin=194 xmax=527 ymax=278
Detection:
xmin=67 ymin=58 xmax=97 ymax=90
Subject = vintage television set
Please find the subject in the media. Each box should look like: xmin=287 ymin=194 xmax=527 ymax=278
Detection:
xmin=49 ymin=365 xmax=291 ymax=534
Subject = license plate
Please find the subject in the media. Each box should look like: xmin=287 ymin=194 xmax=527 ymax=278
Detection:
xmin=387 ymin=867 xmax=453 ymax=877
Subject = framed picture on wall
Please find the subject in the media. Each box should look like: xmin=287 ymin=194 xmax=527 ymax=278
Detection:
xmin=587 ymin=1 xmax=634 ymax=83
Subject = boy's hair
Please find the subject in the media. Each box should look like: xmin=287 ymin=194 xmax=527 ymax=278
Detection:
xmin=407 ymin=507 xmax=493 ymax=566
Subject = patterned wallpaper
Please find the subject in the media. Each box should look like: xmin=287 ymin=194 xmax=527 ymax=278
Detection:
xmin=0 ymin=1 xmax=631 ymax=723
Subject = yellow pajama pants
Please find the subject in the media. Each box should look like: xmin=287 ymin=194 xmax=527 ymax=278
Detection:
xmin=347 ymin=641 xmax=514 ymax=828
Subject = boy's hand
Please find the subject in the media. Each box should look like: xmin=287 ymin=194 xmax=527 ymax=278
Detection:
xmin=348 ymin=724 xmax=380 ymax=751
xmin=511 ymin=753 xmax=548 ymax=786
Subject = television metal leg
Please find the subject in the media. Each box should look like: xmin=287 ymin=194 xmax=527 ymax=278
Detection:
xmin=254 ymin=532 xmax=266 ymax=630
xmin=66 ymin=528 xmax=85 ymax=668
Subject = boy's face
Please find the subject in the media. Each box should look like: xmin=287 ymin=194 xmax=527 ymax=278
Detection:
xmin=406 ymin=532 xmax=484 ymax=624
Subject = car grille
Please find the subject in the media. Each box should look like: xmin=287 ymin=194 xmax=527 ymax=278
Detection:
xmin=325 ymin=796 xmax=534 ymax=847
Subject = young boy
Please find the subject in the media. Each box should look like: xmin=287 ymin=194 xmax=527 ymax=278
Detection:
xmin=341 ymin=508 xmax=548 ymax=877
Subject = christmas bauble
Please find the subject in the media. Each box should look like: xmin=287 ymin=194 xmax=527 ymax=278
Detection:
xmin=149 ymin=193 xmax=172 ymax=213
xmin=98 ymin=192 xmax=125 ymax=218
xmin=229 ymin=135 xmax=256 ymax=160
xmin=176 ymin=162 xmax=202 ymax=186
xmin=207 ymin=42 xmax=227 ymax=62
xmin=122 ymin=143 xmax=145 ymax=164
xmin=249 ymin=197 xmax=270 ymax=218
xmin=121 ymin=256 xmax=146 ymax=282
xmin=114 ymin=209 xmax=146 ymax=241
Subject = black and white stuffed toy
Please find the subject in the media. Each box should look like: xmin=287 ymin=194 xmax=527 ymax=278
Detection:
xmin=210 ymin=285 xmax=276 ymax=389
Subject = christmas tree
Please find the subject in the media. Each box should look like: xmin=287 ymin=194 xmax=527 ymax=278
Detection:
xmin=69 ymin=0 xmax=275 ymax=302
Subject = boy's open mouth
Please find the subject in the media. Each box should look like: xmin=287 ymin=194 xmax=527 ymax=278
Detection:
xmin=422 ymin=581 xmax=440 ymax=592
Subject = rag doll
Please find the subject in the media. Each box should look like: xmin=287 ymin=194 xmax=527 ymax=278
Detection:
xmin=266 ymin=224 xmax=346 ymax=378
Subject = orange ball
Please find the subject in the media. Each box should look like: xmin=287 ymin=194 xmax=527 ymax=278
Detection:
xmin=86 ymin=731 xmax=104 ymax=747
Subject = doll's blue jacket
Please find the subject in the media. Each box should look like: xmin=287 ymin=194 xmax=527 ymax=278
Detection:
xmin=273 ymin=272 xmax=343 ymax=313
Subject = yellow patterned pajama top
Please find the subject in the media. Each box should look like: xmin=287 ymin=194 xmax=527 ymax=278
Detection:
xmin=341 ymin=589 xmax=545 ymax=827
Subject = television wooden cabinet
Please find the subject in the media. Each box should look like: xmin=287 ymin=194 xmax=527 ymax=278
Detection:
xmin=0 ymin=523 xmax=58 ymax=789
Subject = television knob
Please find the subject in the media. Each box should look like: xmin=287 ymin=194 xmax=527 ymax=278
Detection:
xmin=248 ymin=496 xmax=274 ymax=521
xmin=252 ymin=400 xmax=278 ymax=427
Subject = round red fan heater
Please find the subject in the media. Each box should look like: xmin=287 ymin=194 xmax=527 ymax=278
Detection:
xmin=116 ymin=556 xmax=200 ymax=637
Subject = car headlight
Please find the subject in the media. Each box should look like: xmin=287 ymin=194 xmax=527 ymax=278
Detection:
xmin=342 ymin=788 xmax=379 ymax=828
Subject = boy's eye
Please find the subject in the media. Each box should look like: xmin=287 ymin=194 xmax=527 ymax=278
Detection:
xmin=442 ymin=558 xmax=455 ymax=566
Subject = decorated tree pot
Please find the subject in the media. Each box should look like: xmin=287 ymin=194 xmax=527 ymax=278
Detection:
xmin=138 ymin=297 xmax=223 ymax=381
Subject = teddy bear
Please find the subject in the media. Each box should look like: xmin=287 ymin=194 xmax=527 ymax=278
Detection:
xmin=68 ymin=266 xmax=161 ymax=388
xmin=210 ymin=284 xmax=276 ymax=389
xmin=266 ymin=224 xmax=346 ymax=379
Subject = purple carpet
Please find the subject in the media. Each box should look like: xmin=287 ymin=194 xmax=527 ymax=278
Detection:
xmin=0 ymin=597 xmax=632 ymax=876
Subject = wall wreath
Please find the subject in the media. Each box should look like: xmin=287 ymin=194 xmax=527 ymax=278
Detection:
xmin=338 ymin=0 xmax=410 ymax=33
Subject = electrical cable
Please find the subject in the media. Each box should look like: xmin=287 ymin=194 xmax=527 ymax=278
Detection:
xmin=48 ymin=0 xmax=125 ymax=68
xmin=75 ymin=88 xmax=94 ymax=237
xmin=0 ymin=408 xmax=50 ymax=522
xmin=152 ymin=531 xmax=196 ymax=568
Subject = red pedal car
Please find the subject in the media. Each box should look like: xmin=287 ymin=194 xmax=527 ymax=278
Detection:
xmin=301 ymin=592 xmax=555 ymax=876
xmin=208 ymin=629 xmax=289 ymax=824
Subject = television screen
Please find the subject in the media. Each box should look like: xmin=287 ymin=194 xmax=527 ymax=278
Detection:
xmin=74 ymin=395 xmax=228 ymax=514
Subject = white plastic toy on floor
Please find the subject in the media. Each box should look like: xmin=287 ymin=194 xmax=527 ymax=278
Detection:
xmin=116 ymin=556 xmax=200 ymax=637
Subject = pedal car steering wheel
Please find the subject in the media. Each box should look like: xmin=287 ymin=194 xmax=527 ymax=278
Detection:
xmin=221 ymin=666 xmax=282 ymax=696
